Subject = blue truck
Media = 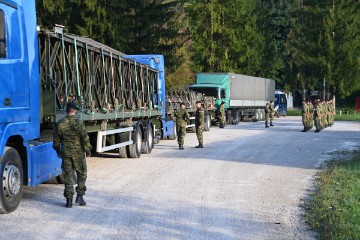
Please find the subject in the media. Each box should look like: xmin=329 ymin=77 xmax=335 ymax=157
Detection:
xmin=274 ymin=90 xmax=288 ymax=117
xmin=0 ymin=0 xmax=175 ymax=213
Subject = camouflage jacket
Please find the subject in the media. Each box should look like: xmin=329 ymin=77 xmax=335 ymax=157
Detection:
xmin=171 ymin=108 xmax=190 ymax=127
xmin=53 ymin=115 xmax=92 ymax=158
xmin=195 ymin=107 xmax=204 ymax=127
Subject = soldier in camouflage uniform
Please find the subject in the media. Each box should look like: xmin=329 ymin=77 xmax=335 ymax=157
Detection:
xmin=313 ymin=99 xmax=322 ymax=132
xmin=171 ymin=102 xmax=190 ymax=150
xmin=195 ymin=101 xmax=204 ymax=148
xmin=301 ymin=100 xmax=308 ymax=132
xmin=218 ymin=101 xmax=226 ymax=128
xmin=53 ymin=101 xmax=92 ymax=208
xmin=265 ymin=100 xmax=275 ymax=128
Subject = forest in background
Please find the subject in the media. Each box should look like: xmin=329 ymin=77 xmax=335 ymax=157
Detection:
xmin=36 ymin=0 xmax=360 ymax=100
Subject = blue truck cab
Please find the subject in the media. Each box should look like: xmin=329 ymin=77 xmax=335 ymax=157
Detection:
xmin=123 ymin=55 xmax=175 ymax=140
xmin=0 ymin=0 xmax=61 ymax=213
xmin=274 ymin=91 xmax=288 ymax=117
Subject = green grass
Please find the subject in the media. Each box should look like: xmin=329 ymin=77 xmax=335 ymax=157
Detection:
xmin=334 ymin=113 xmax=360 ymax=122
xmin=287 ymin=109 xmax=302 ymax=116
xmin=306 ymin=151 xmax=360 ymax=240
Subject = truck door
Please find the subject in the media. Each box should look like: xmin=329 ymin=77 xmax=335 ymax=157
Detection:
xmin=0 ymin=3 xmax=29 ymax=124
xmin=0 ymin=7 xmax=12 ymax=123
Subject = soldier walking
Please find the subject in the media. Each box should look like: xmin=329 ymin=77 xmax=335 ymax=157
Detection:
xmin=171 ymin=102 xmax=190 ymax=150
xmin=218 ymin=101 xmax=226 ymax=128
xmin=195 ymin=101 xmax=204 ymax=148
xmin=265 ymin=100 xmax=275 ymax=128
xmin=53 ymin=101 xmax=92 ymax=208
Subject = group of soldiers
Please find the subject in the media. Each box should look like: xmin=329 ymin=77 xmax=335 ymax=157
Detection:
xmin=302 ymin=99 xmax=335 ymax=132
xmin=171 ymin=101 xmax=204 ymax=150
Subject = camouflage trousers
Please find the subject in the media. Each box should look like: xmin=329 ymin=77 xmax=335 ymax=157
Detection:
xmin=176 ymin=123 xmax=186 ymax=146
xmin=62 ymin=156 xmax=87 ymax=199
xmin=265 ymin=113 xmax=273 ymax=126
xmin=219 ymin=114 xmax=225 ymax=127
xmin=196 ymin=125 xmax=204 ymax=145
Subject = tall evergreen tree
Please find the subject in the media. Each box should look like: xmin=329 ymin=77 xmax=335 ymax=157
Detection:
xmin=187 ymin=0 xmax=265 ymax=75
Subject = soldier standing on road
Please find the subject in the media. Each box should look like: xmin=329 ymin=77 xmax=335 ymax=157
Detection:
xmin=265 ymin=100 xmax=275 ymax=128
xmin=313 ymin=99 xmax=321 ymax=133
xmin=53 ymin=101 xmax=92 ymax=208
xmin=195 ymin=101 xmax=204 ymax=148
xmin=301 ymin=100 xmax=308 ymax=132
xmin=171 ymin=102 xmax=190 ymax=150
xmin=218 ymin=101 xmax=226 ymax=128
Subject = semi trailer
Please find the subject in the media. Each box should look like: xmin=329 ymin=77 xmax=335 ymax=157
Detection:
xmin=0 ymin=0 xmax=175 ymax=213
xmin=189 ymin=73 xmax=275 ymax=124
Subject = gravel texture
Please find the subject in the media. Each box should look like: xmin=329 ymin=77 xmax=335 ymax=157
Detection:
xmin=1 ymin=116 xmax=359 ymax=240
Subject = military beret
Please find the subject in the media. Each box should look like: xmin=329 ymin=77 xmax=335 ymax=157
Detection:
xmin=66 ymin=101 xmax=80 ymax=110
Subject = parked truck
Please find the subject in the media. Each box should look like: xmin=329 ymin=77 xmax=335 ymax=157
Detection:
xmin=0 ymin=0 xmax=175 ymax=213
xmin=189 ymin=73 xmax=275 ymax=124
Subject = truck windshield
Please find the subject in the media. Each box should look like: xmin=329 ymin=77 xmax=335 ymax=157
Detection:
xmin=190 ymin=87 xmax=218 ymax=98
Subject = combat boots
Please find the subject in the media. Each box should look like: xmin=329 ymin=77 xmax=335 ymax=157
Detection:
xmin=75 ymin=195 xmax=86 ymax=206
xmin=179 ymin=145 xmax=184 ymax=150
xmin=195 ymin=144 xmax=203 ymax=148
xmin=66 ymin=198 xmax=73 ymax=208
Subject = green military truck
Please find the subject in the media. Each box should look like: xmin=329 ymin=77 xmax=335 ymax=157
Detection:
xmin=189 ymin=73 xmax=275 ymax=125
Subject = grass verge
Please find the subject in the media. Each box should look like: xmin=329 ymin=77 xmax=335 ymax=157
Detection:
xmin=306 ymin=150 xmax=360 ymax=239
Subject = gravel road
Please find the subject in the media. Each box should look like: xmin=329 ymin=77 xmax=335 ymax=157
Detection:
xmin=1 ymin=116 xmax=360 ymax=240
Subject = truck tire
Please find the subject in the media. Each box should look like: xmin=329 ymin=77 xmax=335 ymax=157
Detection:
xmin=115 ymin=133 xmax=128 ymax=158
xmin=141 ymin=121 xmax=154 ymax=154
xmin=0 ymin=147 xmax=23 ymax=214
xmin=232 ymin=110 xmax=240 ymax=125
xmin=204 ymin=115 xmax=211 ymax=132
xmin=167 ymin=123 xmax=177 ymax=140
xmin=254 ymin=110 xmax=259 ymax=122
xmin=261 ymin=109 xmax=265 ymax=121
xmin=118 ymin=146 xmax=128 ymax=158
xmin=128 ymin=124 xmax=143 ymax=158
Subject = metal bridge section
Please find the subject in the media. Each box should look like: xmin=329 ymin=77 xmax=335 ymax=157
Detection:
xmin=39 ymin=30 xmax=160 ymax=122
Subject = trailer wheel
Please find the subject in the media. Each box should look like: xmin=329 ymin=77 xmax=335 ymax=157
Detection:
xmin=204 ymin=114 xmax=211 ymax=132
xmin=118 ymin=146 xmax=128 ymax=158
xmin=141 ymin=121 xmax=154 ymax=154
xmin=128 ymin=124 xmax=143 ymax=158
xmin=0 ymin=147 xmax=23 ymax=214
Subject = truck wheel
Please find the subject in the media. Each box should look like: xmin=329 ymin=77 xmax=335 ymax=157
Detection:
xmin=167 ymin=123 xmax=177 ymax=140
xmin=128 ymin=124 xmax=143 ymax=158
xmin=141 ymin=121 xmax=154 ymax=154
xmin=260 ymin=109 xmax=265 ymax=121
xmin=232 ymin=110 xmax=240 ymax=125
xmin=204 ymin=115 xmax=211 ymax=132
xmin=254 ymin=110 xmax=260 ymax=122
xmin=0 ymin=147 xmax=23 ymax=214
xmin=118 ymin=146 xmax=128 ymax=158
xmin=115 ymin=133 xmax=128 ymax=158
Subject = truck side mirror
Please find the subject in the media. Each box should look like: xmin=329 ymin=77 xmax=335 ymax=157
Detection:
xmin=0 ymin=42 xmax=5 ymax=58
